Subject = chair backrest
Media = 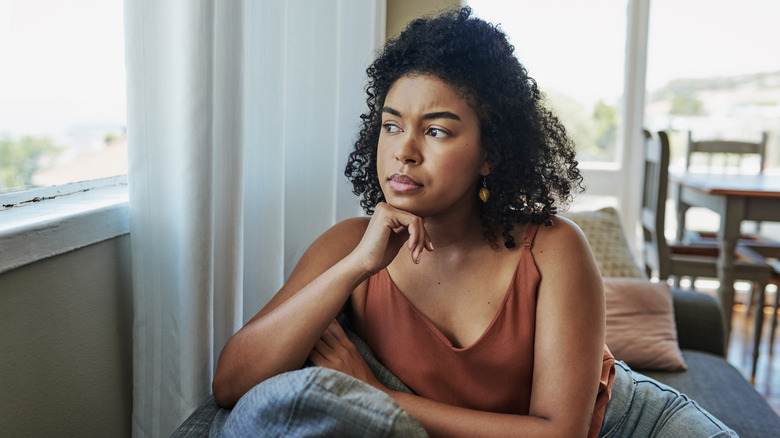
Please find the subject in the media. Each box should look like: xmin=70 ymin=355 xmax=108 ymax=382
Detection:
xmin=685 ymin=131 xmax=767 ymax=174
xmin=641 ymin=130 xmax=672 ymax=279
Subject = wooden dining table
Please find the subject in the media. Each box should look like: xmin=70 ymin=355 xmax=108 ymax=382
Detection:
xmin=670 ymin=171 xmax=780 ymax=341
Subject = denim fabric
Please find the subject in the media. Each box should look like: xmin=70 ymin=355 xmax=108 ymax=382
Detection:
xmin=600 ymin=361 xmax=738 ymax=437
xmin=220 ymin=367 xmax=427 ymax=438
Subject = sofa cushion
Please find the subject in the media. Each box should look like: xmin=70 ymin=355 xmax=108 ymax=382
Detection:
xmin=670 ymin=289 xmax=725 ymax=357
xmin=604 ymin=278 xmax=687 ymax=371
xmin=642 ymin=350 xmax=780 ymax=438
xmin=561 ymin=207 xmax=645 ymax=279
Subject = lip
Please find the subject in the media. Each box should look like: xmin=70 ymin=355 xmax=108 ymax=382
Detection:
xmin=388 ymin=173 xmax=423 ymax=193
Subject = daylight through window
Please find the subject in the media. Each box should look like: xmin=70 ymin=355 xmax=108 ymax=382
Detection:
xmin=0 ymin=0 xmax=126 ymax=193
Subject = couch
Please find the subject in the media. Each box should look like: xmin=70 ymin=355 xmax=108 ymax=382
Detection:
xmin=173 ymin=208 xmax=780 ymax=437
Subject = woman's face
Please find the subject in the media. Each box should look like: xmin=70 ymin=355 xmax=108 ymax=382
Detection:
xmin=377 ymin=74 xmax=489 ymax=218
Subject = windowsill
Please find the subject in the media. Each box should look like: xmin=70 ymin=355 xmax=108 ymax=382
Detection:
xmin=0 ymin=176 xmax=130 ymax=275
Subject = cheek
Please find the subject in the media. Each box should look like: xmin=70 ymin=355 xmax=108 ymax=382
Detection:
xmin=441 ymin=144 xmax=485 ymax=175
xmin=430 ymin=157 xmax=479 ymax=194
xmin=376 ymin=141 xmax=392 ymax=171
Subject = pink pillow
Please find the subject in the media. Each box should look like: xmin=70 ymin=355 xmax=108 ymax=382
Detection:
xmin=604 ymin=278 xmax=687 ymax=371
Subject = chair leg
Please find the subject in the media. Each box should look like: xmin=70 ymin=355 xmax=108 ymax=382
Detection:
xmin=751 ymin=283 xmax=767 ymax=383
xmin=770 ymin=286 xmax=779 ymax=354
xmin=745 ymin=282 xmax=760 ymax=316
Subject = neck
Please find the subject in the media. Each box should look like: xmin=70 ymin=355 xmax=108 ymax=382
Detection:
xmin=422 ymin=201 xmax=486 ymax=250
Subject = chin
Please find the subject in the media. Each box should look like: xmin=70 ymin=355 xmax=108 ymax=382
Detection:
xmin=384 ymin=197 xmax=427 ymax=216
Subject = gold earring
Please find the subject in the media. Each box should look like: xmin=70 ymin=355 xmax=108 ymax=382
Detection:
xmin=478 ymin=177 xmax=490 ymax=203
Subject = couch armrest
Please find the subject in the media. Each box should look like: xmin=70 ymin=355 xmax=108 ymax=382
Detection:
xmin=671 ymin=289 xmax=725 ymax=357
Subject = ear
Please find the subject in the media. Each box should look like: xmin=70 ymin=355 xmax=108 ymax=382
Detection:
xmin=478 ymin=153 xmax=491 ymax=177
xmin=477 ymin=141 xmax=492 ymax=176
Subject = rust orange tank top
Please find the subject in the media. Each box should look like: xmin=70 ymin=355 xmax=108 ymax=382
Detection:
xmin=364 ymin=223 xmax=615 ymax=438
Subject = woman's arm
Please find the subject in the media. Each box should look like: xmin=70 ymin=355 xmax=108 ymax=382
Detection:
xmin=312 ymin=218 xmax=605 ymax=438
xmin=211 ymin=218 xmax=368 ymax=407
xmin=526 ymin=217 xmax=606 ymax=437
xmin=311 ymin=321 xmax=556 ymax=438
xmin=212 ymin=203 xmax=432 ymax=407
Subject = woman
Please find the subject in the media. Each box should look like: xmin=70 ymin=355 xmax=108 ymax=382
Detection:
xmin=213 ymin=7 xmax=736 ymax=437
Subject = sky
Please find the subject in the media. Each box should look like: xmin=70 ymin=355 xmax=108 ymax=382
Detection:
xmin=469 ymin=0 xmax=626 ymax=105
xmin=468 ymin=0 xmax=780 ymax=104
xmin=0 ymin=0 xmax=126 ymax=140
xmin=645 ymin=0 xmax=780 ymax=88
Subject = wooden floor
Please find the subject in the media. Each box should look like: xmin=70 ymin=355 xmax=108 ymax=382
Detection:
xmin=727 ymin=298 xmax=780 ymax=416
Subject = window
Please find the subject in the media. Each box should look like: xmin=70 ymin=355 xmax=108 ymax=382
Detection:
xmin=468 ymin=0 xmax=628 ymax=163
xmin=0 ymin=0 xmax=126 ymax=193
xmin=644 ymin=0 xmax=780 ymax=171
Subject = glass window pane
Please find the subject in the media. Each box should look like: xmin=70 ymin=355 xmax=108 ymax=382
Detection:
xmin=468 ymin=0 xmax=627 ymax=163
xmin=645 ymin=0 xmax=780 ymax=171
xmin=0 ymin=0 xmax=126 ymax=193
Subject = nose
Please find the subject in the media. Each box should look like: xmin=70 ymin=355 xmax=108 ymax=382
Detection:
xmin=394 ymin=134 xmax=422 ymax=165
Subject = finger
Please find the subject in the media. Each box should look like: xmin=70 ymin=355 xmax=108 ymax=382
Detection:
xmin=326 ymin=319 xmax=348 ymax=340
xmin=376 ymin=205 xmax=424 ymax=257
xmin=319 ymin=325 xmax=342 ymax=350
xmin=404 ymin=218 xmax=418 ymax=260
xmin=407 ymin=235 xmax=418 ymax=263
xmin=416 ymin=218 xmax=428 ymax=260
xmin=405 ymin=219 xmax=417 ymax=252
xmin=308 ymin=345 xmax=328 ymax=366
xmin=318 ymin=332 xmax=337 ymax=351
xmin=408 ymin=218 xmax=427 ymax=263
xmin=326 ymin=322 xmax=359 ymax=357
xmin=312 ymin=337 xmax=336 ymax=358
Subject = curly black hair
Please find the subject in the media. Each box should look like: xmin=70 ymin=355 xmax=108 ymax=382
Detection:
xmin=344 ymin=6 xmax=583 ymax=248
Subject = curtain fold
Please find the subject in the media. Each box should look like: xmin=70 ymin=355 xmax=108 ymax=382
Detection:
xmin=124 ymin=1 xmax=381 ymax=436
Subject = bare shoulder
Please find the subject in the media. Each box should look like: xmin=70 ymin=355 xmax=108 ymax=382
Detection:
xmin=531 ymin=215 xmax=600 ymax=289
xmin=532 ymin=215 xmax=591 ymax=259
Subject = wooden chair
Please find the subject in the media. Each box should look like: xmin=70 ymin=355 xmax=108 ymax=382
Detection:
xmin=673 ymin=130 xmax=780 ymax=323
xmin=749 ymin=261 xmax=780 ymax=356
xmin=675 ymin=131 xmax=769 ymax=242
xmin=770 ymin=269 xmax=780 ymax=352
xmin=641 ymin=130 xmax=774 ymax=378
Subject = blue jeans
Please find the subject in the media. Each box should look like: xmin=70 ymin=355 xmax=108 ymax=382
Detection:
xmin=600 ymin=361 xmax=738 ymax=437
xmin=220 ymin=367 xmax=427 ymax=437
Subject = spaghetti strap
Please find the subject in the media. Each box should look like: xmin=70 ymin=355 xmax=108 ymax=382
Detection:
xmin=521 ymin=223 xmax=542 ymax=249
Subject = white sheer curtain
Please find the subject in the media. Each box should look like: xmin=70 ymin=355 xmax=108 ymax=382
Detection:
xmin=124 ymin=1 xmax=383 ymax=436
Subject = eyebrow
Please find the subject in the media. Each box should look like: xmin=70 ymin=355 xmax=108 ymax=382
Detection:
xmin=382 ymin=106 xmax=461 ymax=121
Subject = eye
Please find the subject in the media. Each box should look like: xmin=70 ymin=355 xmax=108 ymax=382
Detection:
xmin=427 ymin=127 xmax=449 ymax=139
xmin=383 ymin=123 xmax=401 ymax=134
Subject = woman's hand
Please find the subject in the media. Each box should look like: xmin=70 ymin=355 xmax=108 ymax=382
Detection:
xmin=308 ymin=320 xmax=384 ymax=389
xmin=350 ymin=202 xmax=433 ymax=275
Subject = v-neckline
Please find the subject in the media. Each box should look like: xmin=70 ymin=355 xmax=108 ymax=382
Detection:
xmin=381 ymin=249 xmax=527 ymax=351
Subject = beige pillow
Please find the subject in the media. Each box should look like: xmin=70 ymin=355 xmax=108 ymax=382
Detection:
xmin=604 ymin=277 xmax=687 ymax=371
xmin=562 ymin=207 xmax=645 ymax=279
